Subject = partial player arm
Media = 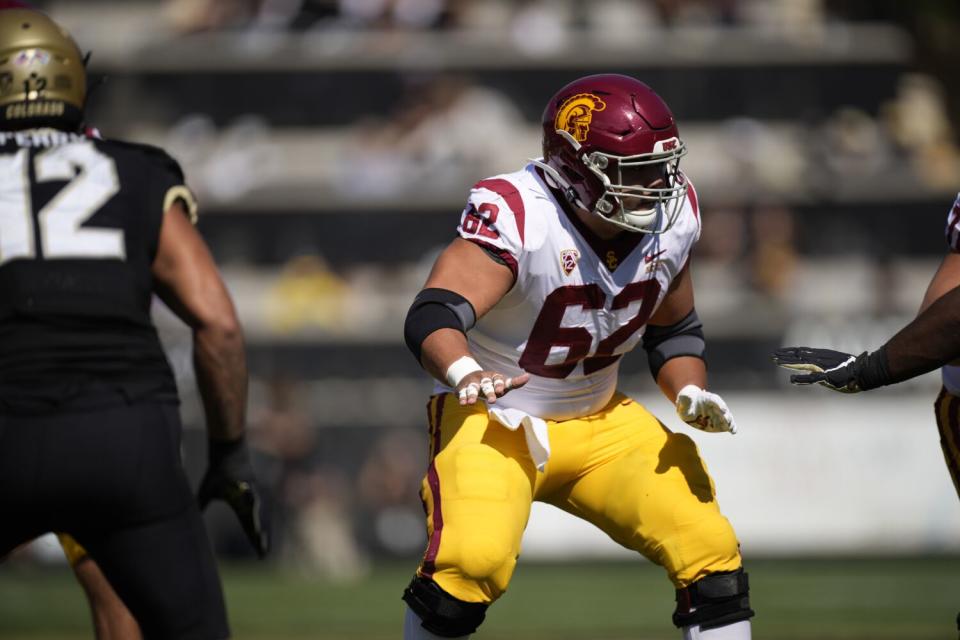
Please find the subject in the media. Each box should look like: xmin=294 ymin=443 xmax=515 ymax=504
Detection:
xmin=774 ymin=283 xmax=960 ymax=392
xmin=646 ymin=261 xmax=705 ymax=399
xmin=405 ymin=237 xmax=529 ymax=405
xmin=774 ymin=222 xmax=960 ymax=392
xmin=919 ymin=251 xmax=960 ymax=368
xmin=884 ymin=282 xmax=960 ymax=378
xmin=152 ymin=203 xmax=246 ymax=441
xmin=777 ymin=198 xmax=960 ymax=389
xmin=645 ymin=261 xmax=736 ymax=434
xmin=151 ymin=203 xmax=268 ymax=557
xmin=919 ymin=252 xmax=960 ymax=313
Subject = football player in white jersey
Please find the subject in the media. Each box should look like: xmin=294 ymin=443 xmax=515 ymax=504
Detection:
xmin=402 ymin=74 xmax=753 ymax=640
xmin=775 ymin=194 xmax=960 ymax=636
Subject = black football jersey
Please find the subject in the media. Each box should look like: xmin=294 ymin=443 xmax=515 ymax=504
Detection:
xmin=0 ymin=128 xmax=188 ymax=411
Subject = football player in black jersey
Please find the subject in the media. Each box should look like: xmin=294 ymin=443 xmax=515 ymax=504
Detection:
xmin=0 ymin=8 xmax=268 ymax=639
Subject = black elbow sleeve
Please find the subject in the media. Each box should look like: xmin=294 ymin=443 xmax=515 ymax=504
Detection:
xmin=404 ymin=288 xmax=477 ymax=364
xmin=642 ymin=309 xmax=706 ymax=381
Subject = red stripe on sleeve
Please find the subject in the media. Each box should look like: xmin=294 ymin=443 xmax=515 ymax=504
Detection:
xmin=474 ymin=178 xmax=525 ymax=247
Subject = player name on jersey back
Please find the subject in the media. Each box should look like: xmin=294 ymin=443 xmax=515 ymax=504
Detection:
xmin=0 ymin=129 xmax=183 ymax=411
xmin=0 ymin=128 xmax=86 ymax=148
xmin=437 ymin=163 xmax=701 ymax=421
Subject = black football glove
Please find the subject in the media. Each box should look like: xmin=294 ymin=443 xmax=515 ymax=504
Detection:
xmin=772 ymin=346 xmax=871 ymax=393
xmin=198 ymin=437 xmax=270 ymax=558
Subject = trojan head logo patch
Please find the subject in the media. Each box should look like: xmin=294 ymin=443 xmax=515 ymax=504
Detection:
xmin=560 ymin=249 xmax=580 ymax=276
xmin=555 ymin=93 xmax=606 ymax=142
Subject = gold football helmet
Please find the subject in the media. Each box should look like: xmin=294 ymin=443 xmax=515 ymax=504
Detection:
xmin=0 ymin=8 xmax=86 ymax=130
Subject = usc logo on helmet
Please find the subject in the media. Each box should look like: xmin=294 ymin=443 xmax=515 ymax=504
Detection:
xmin=555 ymin=93 xmax=606 ymax=142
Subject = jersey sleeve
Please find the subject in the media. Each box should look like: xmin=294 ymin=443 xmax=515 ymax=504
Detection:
xmin=149 ymin=149 xmax=198 ymax=225
xmin=667 ymin=175 xmax=702 ymax=269
xmin=133 ymin=144 xmax=198 ymax=262
xmin=456 ymin=178 xmax=527 ymax=278
xmin=684 ymin=175 xmax=702 ymax=244
xmin=945 ymin=193 xmax=960 ymax=252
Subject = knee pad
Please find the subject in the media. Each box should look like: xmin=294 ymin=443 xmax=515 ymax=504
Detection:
xmin=402 ymin=576 xmax=488 ymax=638
xmin=672 ymin=568 xmax=755 ymax=631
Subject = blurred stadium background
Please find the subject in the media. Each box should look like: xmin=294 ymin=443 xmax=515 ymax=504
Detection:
xmin=3 ymin=0 xmax=960 ymax=638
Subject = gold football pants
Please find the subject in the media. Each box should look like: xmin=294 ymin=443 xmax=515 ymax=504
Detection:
xmin=57 ymin=533 xmax=88 ymax=567
xmin=935 ymin=387 xmax=960 ymax=499
xmin=416 ymin=392 xmax=742 ymax=604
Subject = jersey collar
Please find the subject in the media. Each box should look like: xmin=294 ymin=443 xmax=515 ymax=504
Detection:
xmin=532 ymin=165 xmax=647 ymax=273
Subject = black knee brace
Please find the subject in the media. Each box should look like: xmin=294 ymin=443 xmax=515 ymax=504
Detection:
xmin=672 ymin=568 xmax=755 ymax=631
xmin=402 ymin=576 xmax=488 ymax=637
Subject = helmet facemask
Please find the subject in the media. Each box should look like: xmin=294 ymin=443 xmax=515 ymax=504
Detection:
xmin=587 ymin=140 xmax=688 ymax=234
xmin=538 ymin=129 xmax=689 ymax=234
xmin=576 ymin=131 xmax=689 ymax=233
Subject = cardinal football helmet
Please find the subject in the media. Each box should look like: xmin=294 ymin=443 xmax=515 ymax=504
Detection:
xmin=0 ymin=8 xmax=86 ymax=131
xmin=537 ymin=74 xmax=688 ymax=234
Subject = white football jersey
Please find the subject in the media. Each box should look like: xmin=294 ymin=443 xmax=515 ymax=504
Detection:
xmin=438 ymin=162 xmax=702 ymax=421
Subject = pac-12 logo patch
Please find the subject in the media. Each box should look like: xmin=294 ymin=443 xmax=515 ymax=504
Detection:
xmin=555 ymin=93 xmax=606 ymax=142
xmin=560 ymin=249 xmax=580 ymax=276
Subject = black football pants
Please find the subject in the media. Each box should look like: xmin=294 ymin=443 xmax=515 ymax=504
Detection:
xmin=0 ymin=402 xmax=229 ymax=640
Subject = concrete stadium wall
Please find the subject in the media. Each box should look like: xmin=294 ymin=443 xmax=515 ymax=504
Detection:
xmin=521 ymin=391 xmax=960 ymax=558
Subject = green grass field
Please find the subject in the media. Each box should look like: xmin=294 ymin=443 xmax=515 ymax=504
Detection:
xmin=1 ymin=557 xmax=957 ymax=639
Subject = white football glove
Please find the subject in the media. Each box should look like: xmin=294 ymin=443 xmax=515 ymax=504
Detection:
xmin=675 ymin=384 xmax=737 ymax=434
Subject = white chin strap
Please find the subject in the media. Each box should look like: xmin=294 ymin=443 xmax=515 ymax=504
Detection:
xmin=595 ymin=198 xmax=661 ymax=233
xmin=530 ymin=158 xmax=587 ymax=208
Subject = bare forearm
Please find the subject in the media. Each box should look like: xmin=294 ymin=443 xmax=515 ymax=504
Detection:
xmin=420 ymin=328 xmax=472 ymax=384
xmin=883 ymin=283 xmax=960 ymax=382
xmin=194 ymin=326 xmax=247 ymax=442
xmin=656 ymin=356 xmax=707 ymax=402
xmin=919 ymin=252 xmax=960 ymax=313
xmin=918 ymin=252 xmax=960 ymax=366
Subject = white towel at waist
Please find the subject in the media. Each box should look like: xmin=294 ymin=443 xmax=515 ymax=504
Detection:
xmin=487 ymin=406 xmax=551 ymax=472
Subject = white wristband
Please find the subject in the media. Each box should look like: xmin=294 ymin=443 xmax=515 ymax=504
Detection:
xmin=446 ymin=356 xmax=483 ymax=387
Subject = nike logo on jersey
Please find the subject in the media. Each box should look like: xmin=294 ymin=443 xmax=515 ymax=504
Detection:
xmin=644 ymin=249 xmax=667 ymax=263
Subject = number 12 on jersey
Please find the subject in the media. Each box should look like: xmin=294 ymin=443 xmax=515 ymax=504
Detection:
xmin=0 ymin=143 xmax=123 ymax=266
